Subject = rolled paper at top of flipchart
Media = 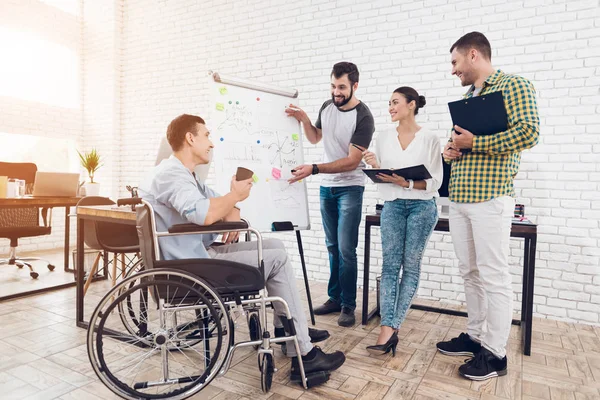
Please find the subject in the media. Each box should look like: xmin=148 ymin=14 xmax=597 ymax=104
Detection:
xmin=211 ymin=71 xmax=299 ymax=98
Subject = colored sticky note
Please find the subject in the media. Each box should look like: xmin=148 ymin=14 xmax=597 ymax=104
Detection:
xmin=272 ymin=168 xmax=281 ymax=180
xmin=252 ymin=174 xmax=259 ymax=183
xmin=216 ymin=103 xmax=224 ymax=111
xmin=219 ymin=87 xmax=227 ymax=95
xmin=292 ymin=134 xmax=299 ymax=141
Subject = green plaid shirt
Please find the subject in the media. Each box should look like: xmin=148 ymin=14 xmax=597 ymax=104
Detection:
xmin=447 ymin=70 xmax=540 ymax=203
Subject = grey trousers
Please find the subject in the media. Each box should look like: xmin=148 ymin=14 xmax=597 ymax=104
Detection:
xmin=207 ymin=238 xmax=312 ymax=356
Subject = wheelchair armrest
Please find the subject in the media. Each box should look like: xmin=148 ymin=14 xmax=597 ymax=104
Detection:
xmin=168 ymin=220 xmax=249 ymax=234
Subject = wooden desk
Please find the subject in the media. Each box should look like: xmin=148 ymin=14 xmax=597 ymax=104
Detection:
xmin=75 ymin=205 xmax=136 ymax=329
xmin=0 ymin=197 xmax=81 ymax=273
xmin=361 ymin=214 xmax=537 ymax=356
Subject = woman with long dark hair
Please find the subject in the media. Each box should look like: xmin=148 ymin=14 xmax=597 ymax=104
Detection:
xmin=363 ymin=87 xmax=442 ymax=355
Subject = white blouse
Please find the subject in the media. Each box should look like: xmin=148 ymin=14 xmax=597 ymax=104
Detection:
xmin=373 ymin=128 xmax=443 ymax=201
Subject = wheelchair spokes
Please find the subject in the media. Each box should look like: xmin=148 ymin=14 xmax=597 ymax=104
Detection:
xmin=88 ymin=270 xmax=230 ymax=400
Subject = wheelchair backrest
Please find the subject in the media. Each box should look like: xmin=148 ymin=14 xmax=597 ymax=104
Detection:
xmin=135 ymin=201 xmax=159 ymax=270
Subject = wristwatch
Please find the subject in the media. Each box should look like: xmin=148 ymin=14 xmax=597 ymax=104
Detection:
xmin=312 ymin=164 xmax=319 ymax=175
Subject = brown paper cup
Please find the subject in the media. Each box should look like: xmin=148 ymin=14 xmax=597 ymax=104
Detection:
xmin=236 ymin=167 xmax=254 ymax=181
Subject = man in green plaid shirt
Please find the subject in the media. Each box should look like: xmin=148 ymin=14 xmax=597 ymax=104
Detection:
xmin=435 ymin=32 xmax=540 ymax=381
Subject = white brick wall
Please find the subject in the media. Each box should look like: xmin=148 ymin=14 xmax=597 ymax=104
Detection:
xmin=110 ymin=0 xmax=600 ymax=324
xmin=5 ymin=0 xmax=600 ymax=325
xmin=82 ymin=0 xmax=122 ymax=200
xmin=113 ymin=0 xmax=599 ymax=324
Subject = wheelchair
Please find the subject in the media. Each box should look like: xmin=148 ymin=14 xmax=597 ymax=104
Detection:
xmin=87 ymin=199 xmax=328 ymax=399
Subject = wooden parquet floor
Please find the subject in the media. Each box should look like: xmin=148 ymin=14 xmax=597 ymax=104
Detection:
xmin=0 ymin=276 xmax=599 ymax=400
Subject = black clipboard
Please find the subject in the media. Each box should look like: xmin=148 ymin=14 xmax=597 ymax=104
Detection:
xmin=363 ymin=164 xmax=432 ymax=183
xmin=448 ymin=91 xmax=508 ymax=136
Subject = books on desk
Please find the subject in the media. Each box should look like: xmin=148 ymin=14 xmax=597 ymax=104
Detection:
xmin=362 ymin=164 xmax=432 ymax=183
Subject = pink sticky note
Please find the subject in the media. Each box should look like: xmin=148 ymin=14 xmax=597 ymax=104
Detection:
xmin=272 ymin=168 xmax=281 ymax=179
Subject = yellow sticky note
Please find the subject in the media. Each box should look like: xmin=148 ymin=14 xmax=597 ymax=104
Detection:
xmin=219 ymin=87 xmax=228 ymax=95
xmin=216 ymin=103 xmax=224 ymax=111
xmin=252 ymin=174 xmax=259 ymax=183
xmin=292 ymin=134 xmax=299 ymax=141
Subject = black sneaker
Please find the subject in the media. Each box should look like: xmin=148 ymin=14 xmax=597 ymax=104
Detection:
xmin=337 ymin=307 xmax=355 ymax=327
xmin=313 ymin=299 xmax=341 ymax=315
xmin=458 ymin=347 xmax=507 ymax=381
xmin=436 ymin=332 xmax=481 ymax=356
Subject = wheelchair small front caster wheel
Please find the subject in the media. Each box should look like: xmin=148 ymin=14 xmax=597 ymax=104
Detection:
xmin=47 ymin=264 xmax=55 ymax=271
xmin=30 ymin=272 xmax=39 ymax=279
xmin=248 ymin=313 xmax=261 ymax=350
xmin=259 ymin=353 xmax=274 ymax=393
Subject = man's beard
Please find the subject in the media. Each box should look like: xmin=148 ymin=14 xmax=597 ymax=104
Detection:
xmin=332 ymin=86 xmax=353 ymax=107
xmin=460 ymin=70 xmax=475 ymax=87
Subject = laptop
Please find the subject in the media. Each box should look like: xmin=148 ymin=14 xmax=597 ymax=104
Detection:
xmin=32 ymin=172 xmax=80 ymax=197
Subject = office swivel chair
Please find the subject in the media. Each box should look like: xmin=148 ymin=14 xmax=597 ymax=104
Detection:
xmin=0 ymin=162 xmax=55 ymax=279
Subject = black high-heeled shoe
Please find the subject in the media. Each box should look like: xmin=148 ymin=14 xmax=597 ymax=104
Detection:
xmin=366 ymin=331 xmax=399 ymax=356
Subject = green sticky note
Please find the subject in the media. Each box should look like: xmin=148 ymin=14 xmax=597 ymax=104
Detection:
xmin=292 ymin=134 xmax=299 ymax=141
xmin=252 ymin=174 xmax=259 ymax=183
xmin=216 ymin=103 xmax=224 ymax=111
xmin=219 ymin=87 xmax=228 ymax=95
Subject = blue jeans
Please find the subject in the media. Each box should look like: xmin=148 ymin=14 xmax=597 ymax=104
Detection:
xmin=320 ymin=185 xmax=364 ymax=311
xmin=380 ymin=198 xmax=438 ymax=329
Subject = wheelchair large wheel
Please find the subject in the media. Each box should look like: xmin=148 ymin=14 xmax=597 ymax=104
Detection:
xmin=259 ymin=353 xmax=274 ymax=393
xmin=88 ymin=269 xmax=231 ymax=400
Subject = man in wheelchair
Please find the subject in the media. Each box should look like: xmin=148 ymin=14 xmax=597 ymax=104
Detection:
xmin=139 ymin=114 xmax=346 ymax=383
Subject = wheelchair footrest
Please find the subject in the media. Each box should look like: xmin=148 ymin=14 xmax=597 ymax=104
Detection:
xmin=290 ymin=371 xmax=330 ymax=388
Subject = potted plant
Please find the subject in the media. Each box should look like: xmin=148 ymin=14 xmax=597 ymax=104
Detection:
xmin=78 ymin=148 xmax=102 ymax=196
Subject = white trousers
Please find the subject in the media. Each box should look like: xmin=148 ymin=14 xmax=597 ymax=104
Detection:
xmin=450 ymin=196 xmax=515 ymax=358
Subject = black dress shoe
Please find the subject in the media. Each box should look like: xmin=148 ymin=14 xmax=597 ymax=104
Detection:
xmin=313 ymin=299 xmax=341 ymax=315
xmin=290 ymin=347 xmax=345 ymax=381
xmin=274 ymin=327 xmax=330 ymax=343
xmin=366 ymin=331 xmax=398 ymax=356
xmin=337 ymin=307 xmax=355 ymax=327
xmin=307 ymin=327 xmax=330 ymax=343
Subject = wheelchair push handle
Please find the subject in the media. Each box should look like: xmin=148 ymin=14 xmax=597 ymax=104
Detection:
xmin=117 ymin=197 xmax=143 ymax=211
xmin=117 ymin=197 xmax=142 ymax=206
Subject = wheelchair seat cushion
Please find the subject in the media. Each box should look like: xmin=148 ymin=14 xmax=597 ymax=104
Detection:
xmin=154 ymin=258 xmax=264 ymax=295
